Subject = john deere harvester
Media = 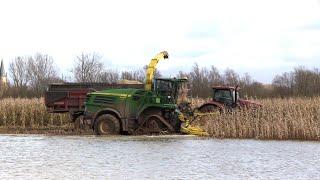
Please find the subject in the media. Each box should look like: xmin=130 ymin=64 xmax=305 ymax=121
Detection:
xmin=84 ymin=51 xmax=205 ymax=135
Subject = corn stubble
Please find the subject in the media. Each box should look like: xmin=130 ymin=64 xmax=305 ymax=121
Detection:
xmin=191 ymin=98 xmax=320 ymax=140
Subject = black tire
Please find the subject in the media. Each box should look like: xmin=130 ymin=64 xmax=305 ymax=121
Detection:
xmin=199 ymin=105 xmax=220 ymax=113
xmin=94 ymin=114 xmax=120 ymax=135
xmin=74 ymin=116 xmax=81 ymax=129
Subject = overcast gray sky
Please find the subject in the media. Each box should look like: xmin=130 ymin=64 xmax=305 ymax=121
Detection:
xmin=1 ymin=0 xmax=320 ymax=83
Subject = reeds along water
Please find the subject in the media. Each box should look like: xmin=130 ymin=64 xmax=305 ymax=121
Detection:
xmin=192 ymin=97 xmax=320 ymax=140
xmin=0 ymin=98 xmax=70 ymax=130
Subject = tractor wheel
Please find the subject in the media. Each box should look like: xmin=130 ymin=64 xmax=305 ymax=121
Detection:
xmin=199 ymin=105 xmax=220 ymax=113
xmin=94 ymin=114 xmax=120 ymax=135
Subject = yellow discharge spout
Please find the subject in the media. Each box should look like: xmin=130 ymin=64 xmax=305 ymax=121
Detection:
xmin=145 ymin=51 xmax=169 ymax=91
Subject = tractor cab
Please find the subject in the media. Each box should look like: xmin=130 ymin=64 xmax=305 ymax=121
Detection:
xmin=212 ymin=86 xmax=239 ymax=107
xmin=199 ymin=85 xmax=261 ymax=113
xmin=153 ymin=78 xmax=188 ymax=104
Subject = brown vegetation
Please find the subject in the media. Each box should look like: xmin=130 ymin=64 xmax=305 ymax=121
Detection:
xmin=0 ymin=98 xmax=91 ymax=135
xmin=192 ymin=97 xmax=320 ymax=140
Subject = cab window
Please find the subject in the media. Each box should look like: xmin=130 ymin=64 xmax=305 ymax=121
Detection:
xmin=213 ymin=89 xmax=233 ymax=104
xmin=156 ymin=80 xmax=173 ymax=91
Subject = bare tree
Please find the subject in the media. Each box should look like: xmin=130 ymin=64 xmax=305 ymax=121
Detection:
xmin=98 ymin=69 xmax=120 ymax=83
xmin=9 ymin=56 xmax=29 ymax=88
xmin=272 ymin=72 xmax=294 ymax=97
xmin=189 ymin=63 xmax=211 ymax=97
xmin=27 ymin=53 xmax=58 ymax=96
xmin=73 ymin=52 xmax=104 ymax=82
xmin=208 ymin=66 xmax=223 ymax=85
xmin=9 ymin=56 xmax=29 ymax=97
xmin=121 ymin=69 xmax=145 ymax=82
xmin=224 ymin=68 xmax=240 ymax=86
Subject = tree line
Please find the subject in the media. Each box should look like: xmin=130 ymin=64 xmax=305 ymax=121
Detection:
xmin=3 ymin=52 xmax=155 ymax=97
xmin=179 ymin=64 xmax=320 ymax=98
xmin=1 ymin=52 xmax=319 ymax=98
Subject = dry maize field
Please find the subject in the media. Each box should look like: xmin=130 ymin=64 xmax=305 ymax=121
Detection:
xmin=0 ymin=98 xmax=320 ymax=140
xmin=0 ymin=98 xmax=79 ymax=134
xmin=192 ymin=97 xmax=320 ymax=140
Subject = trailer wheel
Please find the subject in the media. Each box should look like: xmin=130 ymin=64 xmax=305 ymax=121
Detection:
xmin=74 ymin=115 xmax=85 ymax=129
xmin=74 ymin=116 xmax=81 ymax=129
xmin=94 ymin=114 xmax=120 ymax=135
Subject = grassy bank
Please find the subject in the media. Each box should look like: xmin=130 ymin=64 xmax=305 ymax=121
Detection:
xmin=192 ymin=98 xmax=320 ymax=140
xmin=0 ymin=98 xmax=320 ymax=140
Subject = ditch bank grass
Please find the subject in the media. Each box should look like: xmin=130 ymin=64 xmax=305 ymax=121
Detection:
xmin=0 ymin=98 xmax=320 ymax=140
xmin=192 ymin=97 xmax=320 ymax=140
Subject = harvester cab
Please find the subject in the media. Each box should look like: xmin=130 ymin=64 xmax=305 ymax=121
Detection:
xmin=153 ymin=78 xmax=188 ymax=104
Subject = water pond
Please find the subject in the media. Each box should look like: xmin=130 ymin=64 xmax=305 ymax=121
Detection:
xmin=0 ymin=135 xmax=319 ymax=179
